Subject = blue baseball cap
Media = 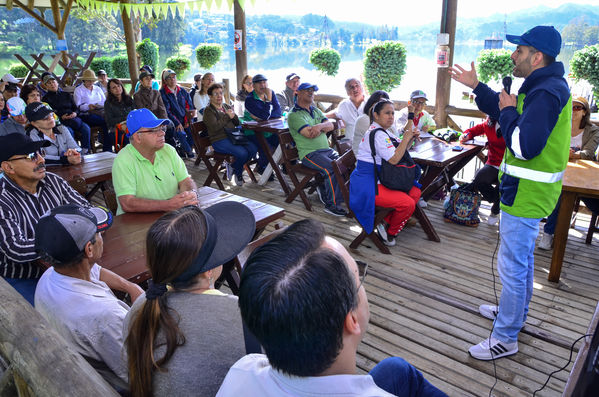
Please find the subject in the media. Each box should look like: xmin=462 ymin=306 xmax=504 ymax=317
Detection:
xmin=506 ymin=25 xmax=562 ymax=58
xmin=297 ymin=82 xmax=318 ymax=91
xmin=126 ymin=108 xmax=170 ymax=137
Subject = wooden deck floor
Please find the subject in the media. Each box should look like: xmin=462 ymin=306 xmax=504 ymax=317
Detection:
xmin=154 ymin=159 xmax=599 ymax=396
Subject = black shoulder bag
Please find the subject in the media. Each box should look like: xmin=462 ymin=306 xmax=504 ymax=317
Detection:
xmin=369 ymin=128 xmax=419 ymax=193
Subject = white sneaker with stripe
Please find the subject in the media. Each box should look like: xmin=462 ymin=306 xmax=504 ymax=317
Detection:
xmin=469 ymin=336 xmax=518 ymax=360
xmin=479 ymin=304 xmax=498 ymax=320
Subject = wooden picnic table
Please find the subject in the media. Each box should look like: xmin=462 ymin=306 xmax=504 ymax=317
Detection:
xmin=410 ymin=137 xmax=484 ymax=201
xmin=46 ymin=151 xmax=117 ymax=200
xmin=98 ymin=186 xmax=286 ymax=286
xmin=549 ymin=160 xmax=599 ymax=282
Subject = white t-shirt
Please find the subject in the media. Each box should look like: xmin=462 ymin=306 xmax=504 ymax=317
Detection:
xmin=396 ymin=108 xmax=436 ymax=133
xmin=335 ymin=98 xmax=365 ymax=142
xmin=353 ymin=115 xmax=399 ymax=155
xmin=193 ymin=93 xmax=210 ymax=121
xmin=216 ymin=354 xmax=395 ymax=397
xmin=570 ymin=131 xmax=583 ymax=150
xmin=356 ymin=122 xmax=398 ymax=166
xmin=34 ymin=263 xmax=130 ymax=381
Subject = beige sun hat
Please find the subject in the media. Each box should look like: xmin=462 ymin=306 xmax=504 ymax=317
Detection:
xmin=80 ymin=69 xmax=98 ymax=81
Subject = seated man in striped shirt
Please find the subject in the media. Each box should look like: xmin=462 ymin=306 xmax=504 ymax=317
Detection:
xmin=0 ymin=133 xmax=89 ymax=305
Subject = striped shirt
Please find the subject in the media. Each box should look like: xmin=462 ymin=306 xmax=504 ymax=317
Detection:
xmin=0 ymin=172 xmax=88 ymax=279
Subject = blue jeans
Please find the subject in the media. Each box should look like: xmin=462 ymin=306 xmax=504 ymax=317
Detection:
xmin=302 ymin=149 xmax=344 ymax=208
xmin=212 ymin=138 xmax=258 ymax=177
xmin=247 ymin=134 xmax=279 ymax=170
xmin=493 ymin=211 xmax=541 ymax=344
xmin=4 ymin=277 xmax=39 ymax=306
xmin=79 ymin=113 xmax=112 ymax=152
xmin=62 ymin=117 xmax=91 ymax=151
xmin=370 ymin=357 xmax=447 ymax=397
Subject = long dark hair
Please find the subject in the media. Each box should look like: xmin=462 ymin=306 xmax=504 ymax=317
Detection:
xmin=126 ymin=206 xmax=208 ymax=397
xmin=106 ymin=79 xmax=133 ymax=107
xmin=363 ymin=90 xmax=389 ymax=116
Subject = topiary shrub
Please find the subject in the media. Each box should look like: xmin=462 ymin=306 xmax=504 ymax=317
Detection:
xmin=476 ymin=49 xmax=513 ymax=84
xmin=136 ymin=38 xmax=159 ymax=72
xmin=363 ymin=41 xmax=407 ymax=93
xmin=165 ymin=55 xmax=191 ymax=77
xmin=309 ymin=48 xmax=341 ymax=76
xmin=90 ymin=56 xmax=113 ymax=76
xmin=111 ymin=56 xmax=130 ymax=78
xmin=8 ymin=64 xmax=28 ymax=78
xmin=195 ymin=44 xmax=222 ymax=69
xmin=570 ymin=44 xmax=599 ymax=101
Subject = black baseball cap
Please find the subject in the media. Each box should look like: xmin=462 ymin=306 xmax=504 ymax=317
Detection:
xmin=0 ymin=133 xmax=51 ymax=163
xmin=252 ymin=74 xmax=267 ymax=83
xmin=25 ymin=102 xmax=53 ymax=122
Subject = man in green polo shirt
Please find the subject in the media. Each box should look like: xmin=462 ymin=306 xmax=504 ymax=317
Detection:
xmin=112 ymin=108 xmax=198 ymax=215
xmin=288 ymin=83 xmax=346 ymax=216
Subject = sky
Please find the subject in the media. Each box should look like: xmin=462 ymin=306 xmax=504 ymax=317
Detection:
xmin=217 ymin=0 xmax=599 ymax=27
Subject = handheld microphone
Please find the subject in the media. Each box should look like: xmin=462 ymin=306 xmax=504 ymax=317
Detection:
xmin=502 ymin=76 xmax=512 ymax=95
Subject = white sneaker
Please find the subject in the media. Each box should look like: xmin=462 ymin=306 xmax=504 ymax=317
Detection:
xmin=487 ymin=215 xmax=499 ymax=226
xmin=469 ymin=336 xmax=518 ymax=360
xmin=418 ymin=198 xmax=428 ymax=208
xmin=376 ymin=223 xmax=388 ymax=241
xmin=538 ymin=233 xmax=553 ymax=250
xmin=479 ymin=304 xmax=498 ymax=320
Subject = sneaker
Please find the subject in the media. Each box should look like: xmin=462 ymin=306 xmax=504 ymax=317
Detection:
xmin=538 ymin=233 xmax=553 ymax=250
xmin=418 ymin=198 xmax=428 ymax=208
xmin=469 ymin=336 xmax=518 ymax=360
xmin=324 ymin=205 xmax=347 ymax=217
xmin=234 ymin=174 xmax=244 ymax=187
xmin=225 ymin=163 xmax=233 ymax=181
xmin=316 ymin=186 xmax=327 ymax=205
xmin=186 ymin=151 xmax=195 ymax=159
xmin=479 ymin=304 xmax=498 ymax=320
xmin=383 ymin=234 xmax=396 ymax=247
xmin=487 ymin=215 xmax=499 ymax=226
xmin=376 ymin=223 xmax=388 ymax=241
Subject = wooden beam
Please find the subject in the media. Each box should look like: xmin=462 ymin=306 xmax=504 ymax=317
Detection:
xmin=58 ymin=0 xmax=74 ymax=37
xmin=234 ymin=0 xmax=247 ymax=91
xmin=433 ymin=0 xmax=457 ymax=128
xmin=445 ymin=105 xmax=486 ymax=118
xmin=12 ymin=0 xmax=57 ymax=33
xmin=49 ymin=0 xmax=62 ymax=34
xmin=121 ymin=8 xmax=139 ymax=88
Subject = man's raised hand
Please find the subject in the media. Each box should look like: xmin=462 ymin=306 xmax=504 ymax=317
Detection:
xmin=449 ymin=61 xmax=479 ymax=90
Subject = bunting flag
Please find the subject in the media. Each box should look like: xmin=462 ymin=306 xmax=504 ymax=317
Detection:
xmin=73 ymin=0 xmax=249 ymax=18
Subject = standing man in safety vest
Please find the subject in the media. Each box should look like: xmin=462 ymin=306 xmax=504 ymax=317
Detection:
xmin=449 ymin=26 xmax=571 ymax=360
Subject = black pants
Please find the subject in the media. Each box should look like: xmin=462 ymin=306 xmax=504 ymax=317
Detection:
xmin=471 ymin=164 xmax=500 ymax=215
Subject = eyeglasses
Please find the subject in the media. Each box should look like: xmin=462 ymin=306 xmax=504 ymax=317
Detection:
xmin=413 ymin=100 xmax=426 ymax=105
xmin=573 ymin=105 xmax=584 ymax=111
xmin=137 ymin=126 xmax=167 ymax=134
xmin=356 ymin=260 xmax=369 ymax=290
xmin=7 ymin=148 xmax=45 ymax=162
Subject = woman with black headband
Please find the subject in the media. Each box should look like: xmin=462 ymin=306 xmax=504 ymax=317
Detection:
xmin=125 ymin=203 xmax=255 ymax=397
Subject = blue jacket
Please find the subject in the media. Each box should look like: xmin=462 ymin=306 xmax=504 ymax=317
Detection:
xmin=473 ymin=62 xmax=570 ymax=162
xmin=160 ymin=85 xmax=194 ymax=128
xmin=244 ymin=91 xmax=282 ymax=121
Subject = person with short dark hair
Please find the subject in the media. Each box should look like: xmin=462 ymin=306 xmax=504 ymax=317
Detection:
xmin=276 ymin=72 xmax=300 ymax=112
xmin=203 ymin=83 xmax=258 ymax=186
xmin=217 ymin=219 xmax=446 ymax=397
xmin=0 ymin=133 xmax=88 ymax=304
xmin=288 ymin=82 xmax=347 ymax=216
xmin=42 ymin=73 xmax=92 ymax=154
xmin=2 ymin=82 xmax=21 ymax=123
xmin=34 ymin=204 xmax=143 ymax=391
xmin=451 ymin=25 xmax=571 ymax=360
xmin=134 ymin=65 xmax=160 ymax=92
xmin=133 ymin=70 xmax=167 ymax=119
xmin=94 ymin=69 xmax=109 ymax=95
xmin=126 ymin=203 xmax=255 ymax=397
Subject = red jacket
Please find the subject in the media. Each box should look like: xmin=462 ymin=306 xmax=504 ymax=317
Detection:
xmin=463 ymin=121 xmax=506 ymax=167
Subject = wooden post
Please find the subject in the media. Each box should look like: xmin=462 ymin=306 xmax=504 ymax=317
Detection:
xmin=223 ymin=78 xmax=231 ymax=104
xmin=433 ymin=0 xmax=457 ymax=128
xmin=234 ymin=0 xmax=247 ymax=91
xmin=121 ymin=8 xmax=139 ymax=90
